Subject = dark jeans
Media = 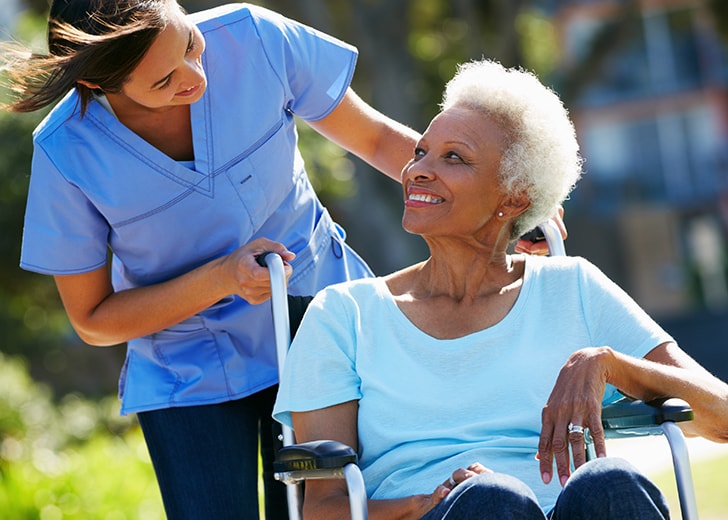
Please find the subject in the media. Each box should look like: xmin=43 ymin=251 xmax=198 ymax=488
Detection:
xmin=420 ymin=457 xmax=670 ymax=520
xmin=137 ymin=386 xmax=288 ymax=520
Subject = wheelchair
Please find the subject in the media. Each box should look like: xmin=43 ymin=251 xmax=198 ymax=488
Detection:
xmin=260 ymin=219 xmax=698 ymax=520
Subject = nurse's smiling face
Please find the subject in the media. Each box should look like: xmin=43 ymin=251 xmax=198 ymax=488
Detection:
xmin=108 ymin=5 xmax=207 ymax=112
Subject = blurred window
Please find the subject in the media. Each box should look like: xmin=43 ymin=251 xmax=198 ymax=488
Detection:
xmin=578 ymin=107 xmax=724 ymax=214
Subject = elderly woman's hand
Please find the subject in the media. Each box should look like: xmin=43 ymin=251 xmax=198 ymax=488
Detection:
xmin=514 ymin=208 xmax=567 ymax=256
xmin=442 ymin=462 xmax=493 ymax=490
xmin=537 ymin=347 xmax=610 ymax=487
xmin=420 ymin=463 xmax=493 ymax=515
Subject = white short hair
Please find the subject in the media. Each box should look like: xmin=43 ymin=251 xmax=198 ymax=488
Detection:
xmin=441 ymin=59 xmax=583 ymax=239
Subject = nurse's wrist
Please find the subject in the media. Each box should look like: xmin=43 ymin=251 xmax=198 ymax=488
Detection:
xmin=194 ymin=254 xmax=236 ymax=301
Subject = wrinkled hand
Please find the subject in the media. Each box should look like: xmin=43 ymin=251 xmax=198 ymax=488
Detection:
xmin=422 ymin=463 xmax=493 ymax=514
xmin=218 ymin=237 xmax=295 ymax=304
xmin=514 ymin=207 xmax=567 ymax=256
xmin=538 ymin=347 xmax=610 ymax=487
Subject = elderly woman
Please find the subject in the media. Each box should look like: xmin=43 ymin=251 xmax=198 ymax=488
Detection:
xmin=273 ymin=59 xmax=728 ymax=519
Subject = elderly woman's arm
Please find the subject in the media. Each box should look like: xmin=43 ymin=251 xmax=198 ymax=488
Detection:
xmin=291 ymin=402 xmax=449 ymax=520
xmin=613 ymin=342 xmax=728 ymax=440
xmin=538 ymin=341 xmax=728 ymax=487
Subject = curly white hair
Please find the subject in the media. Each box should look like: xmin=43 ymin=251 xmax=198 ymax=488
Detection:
xmin=441 ymin=59 xmax=583 ymax=240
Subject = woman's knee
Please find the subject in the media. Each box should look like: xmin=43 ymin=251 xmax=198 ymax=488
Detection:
xmin=424 ymin=473 xmax=545 ymax=519
xmin=552 ymin=457 xmax=669 ymax=519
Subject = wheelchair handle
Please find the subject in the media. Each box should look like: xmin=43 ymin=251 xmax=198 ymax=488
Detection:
xmin=256 ymin=251 xmax=276 ymax=268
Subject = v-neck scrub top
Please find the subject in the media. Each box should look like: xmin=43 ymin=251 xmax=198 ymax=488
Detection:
xmin=20 ymin=3 xmax=373 ymax=415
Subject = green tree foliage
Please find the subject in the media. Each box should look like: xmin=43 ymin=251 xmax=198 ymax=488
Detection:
xmin=0 ymin=107 xmax=125 ymax=398
xmin=1 ymin=9 xmax=126 ymax=398
xmin=0 ymin=109 xmax=60 ymax=347
xmin=709 ymin=0 xmax=728 ymax=44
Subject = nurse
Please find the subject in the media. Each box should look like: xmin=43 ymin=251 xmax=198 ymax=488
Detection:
xmin=1 ymin=0 xmax=560 ymax=518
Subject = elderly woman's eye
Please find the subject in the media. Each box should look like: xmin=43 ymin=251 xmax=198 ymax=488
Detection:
xmin=413 ymin=147 xmax=426 ymax=159
xmin=446 ymin=151 xmax=462 ymax=161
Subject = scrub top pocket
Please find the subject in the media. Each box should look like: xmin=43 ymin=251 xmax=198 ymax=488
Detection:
xmin=120 ymin=321 xmax=241 ymax=411
xmin=223 ymin=116 xmax=297 ymax=230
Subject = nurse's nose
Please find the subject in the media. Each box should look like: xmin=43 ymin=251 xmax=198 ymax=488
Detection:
xmin=179 ymin=58 xmax=206 ymax=91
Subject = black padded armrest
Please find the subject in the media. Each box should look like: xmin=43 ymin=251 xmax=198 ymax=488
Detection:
xmin=287 ymin=294 xmax=313 ymax=337
xmin=602 ymin=397 xmax=693 ymax=430
xmin=274 ymin=440 xmax=358 ymax=473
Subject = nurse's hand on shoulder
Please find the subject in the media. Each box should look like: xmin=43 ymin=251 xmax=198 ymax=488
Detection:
xmin=217 ymin=238 xmax=295 ymax=304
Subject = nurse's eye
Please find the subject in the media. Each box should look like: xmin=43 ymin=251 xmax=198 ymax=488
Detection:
xmin=186 ymin=30 xmax=195 ymax=54
xmin=157 ymin=76 xmax=173 ymax=90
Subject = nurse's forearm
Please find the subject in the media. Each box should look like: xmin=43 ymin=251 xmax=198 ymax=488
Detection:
xmin=77 ymin=259 xmax=236 ymax=346
xmin=55 ymin=238 xmax=293 ymax=346
xmin=308 ymin=88 xmax=420 ymax=183
xmin=368 ymin=120 xmax=420 ymax=182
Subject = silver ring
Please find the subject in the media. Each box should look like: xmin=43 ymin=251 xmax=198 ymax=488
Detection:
xmin=448 ymin=476 xmax=457 ymax=487
xmin=568 ymin=423 xmax=585 ymax=435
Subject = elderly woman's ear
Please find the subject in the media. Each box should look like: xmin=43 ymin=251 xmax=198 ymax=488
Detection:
xmin=498 ymin=195 xmax=531 ymax=220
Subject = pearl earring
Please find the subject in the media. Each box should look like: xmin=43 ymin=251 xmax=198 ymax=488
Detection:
xmin=497 ymin=211 xmax=504 ymax=217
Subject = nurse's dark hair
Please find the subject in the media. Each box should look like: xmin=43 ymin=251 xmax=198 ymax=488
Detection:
xmin=1 ymin=0 xmax=179 ymax=115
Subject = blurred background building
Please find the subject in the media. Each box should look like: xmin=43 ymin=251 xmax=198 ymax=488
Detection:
xmin=546 ymin=0 xmax=728 ymax=379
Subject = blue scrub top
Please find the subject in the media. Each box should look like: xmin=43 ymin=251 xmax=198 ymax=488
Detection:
xmin=20 ymin=4 xmax=373 ymax=415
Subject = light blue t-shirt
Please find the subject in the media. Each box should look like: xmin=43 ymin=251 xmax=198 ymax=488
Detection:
xmin=20 ymin=4 xmax=372 ymax=414
xmin=273 ymin=255 xmax=674 ymax=512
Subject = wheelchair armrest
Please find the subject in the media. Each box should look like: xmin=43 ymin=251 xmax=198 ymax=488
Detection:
xmin=274 ymin=440 xmax=369 ymax=520
xmin=601 ymin=397 xmax=693 ymax=431
xmin=274 ymin=440 xmax=358 ymax=474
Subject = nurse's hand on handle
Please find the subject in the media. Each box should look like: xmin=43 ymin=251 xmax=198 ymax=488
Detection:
xmin=54 ymin=237 xmax=294 ymax=347
xmin=217 ymin=238 xmax=295 ymax=304
xmin=514 ymin=207 xmax=567 ymax=256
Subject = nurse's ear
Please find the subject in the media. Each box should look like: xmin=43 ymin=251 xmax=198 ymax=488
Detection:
xmin=76 ymin=79 xmax=102 ymax=90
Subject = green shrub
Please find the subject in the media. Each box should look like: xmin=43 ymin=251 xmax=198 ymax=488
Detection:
xmin=0 ymin=354 xmax=164 ymax=519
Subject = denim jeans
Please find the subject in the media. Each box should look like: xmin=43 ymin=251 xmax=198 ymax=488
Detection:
xmin=420 ymin=457 xmax=670 ymax=520
xmin=137 ymin=386 xmax=288 ymax=520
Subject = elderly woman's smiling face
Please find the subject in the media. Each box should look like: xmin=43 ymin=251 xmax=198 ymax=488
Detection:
xmin=401 ymin=106 xmax=508 ymax=239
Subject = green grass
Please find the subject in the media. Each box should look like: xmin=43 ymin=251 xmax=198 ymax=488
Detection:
xmin=650 ymin=452 xmax=728 ymax=520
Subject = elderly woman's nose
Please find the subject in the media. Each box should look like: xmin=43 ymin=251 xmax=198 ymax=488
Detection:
xmin=407 ymin=158 xmax=436 ymax=180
